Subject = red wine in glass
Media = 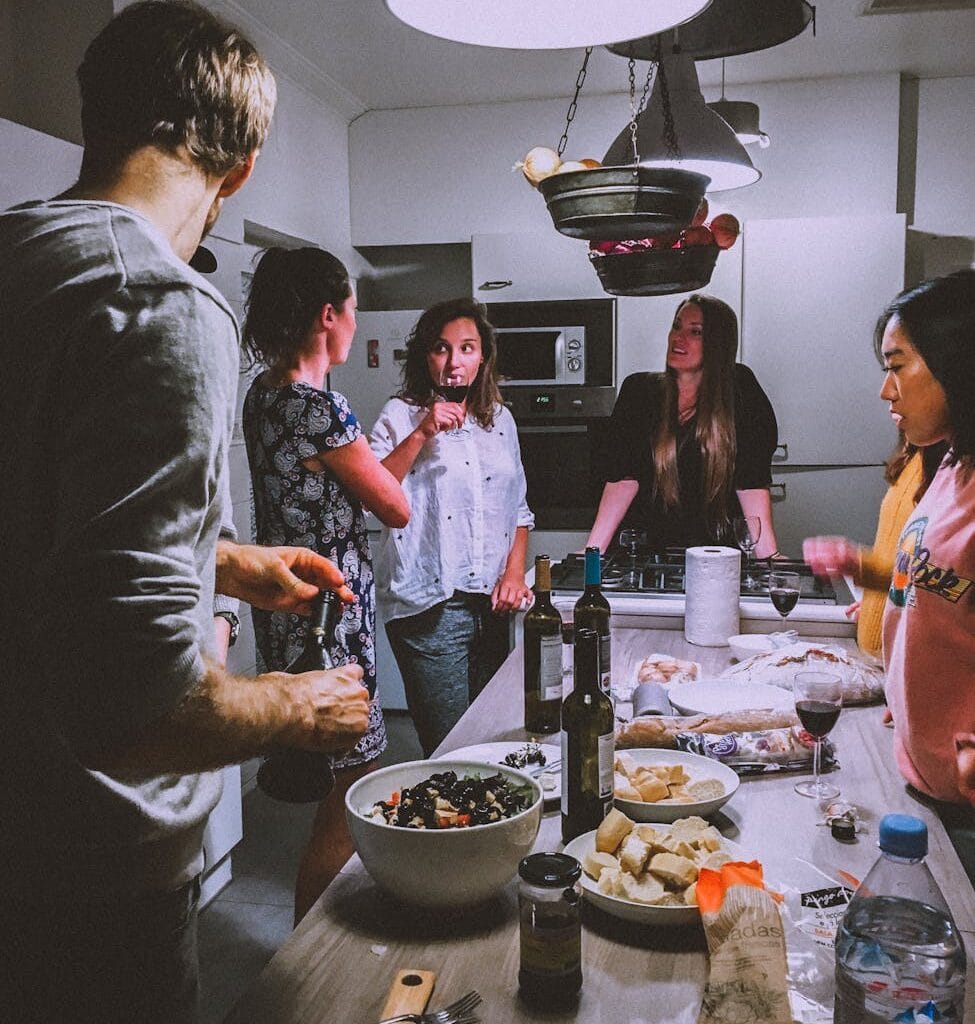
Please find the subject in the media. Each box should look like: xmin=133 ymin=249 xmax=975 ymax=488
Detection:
xmin=793 ymin=670 xmax=842 ymax=799
xmin=796 ymin=699 xmax=841 ymax=738
xmin=770 ymin=587 xmax=800 ymax=616
xmin=437 ymin=383 xmax=470 ymax=403
xmin=768 ymin=570 xmax=801 ymax=621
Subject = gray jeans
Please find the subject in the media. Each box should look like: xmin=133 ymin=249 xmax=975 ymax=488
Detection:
xmin=3 ymin=876 xmax=201 ymax=1024
xmin=386 ymin=591 xmax=510 ymax=756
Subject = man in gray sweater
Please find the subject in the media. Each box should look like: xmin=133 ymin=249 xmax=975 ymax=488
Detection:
xmin=0 ymin=3 xmax=369 ymax=1021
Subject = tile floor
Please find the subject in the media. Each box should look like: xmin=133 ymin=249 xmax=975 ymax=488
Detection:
xmin=198 ymin=711 xmax=424 ymax=1024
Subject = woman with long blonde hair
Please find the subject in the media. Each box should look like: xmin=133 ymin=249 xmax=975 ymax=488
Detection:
xmin=586 ymin=295 xmax=781 ymax=556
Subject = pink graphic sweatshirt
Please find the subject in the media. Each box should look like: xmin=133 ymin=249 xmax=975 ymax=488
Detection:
xmin=884 ymin=456 xmax=975 ymax=803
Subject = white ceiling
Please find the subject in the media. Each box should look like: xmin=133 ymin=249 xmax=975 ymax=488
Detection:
xmin=225 ymin=0 xmax=975 ymax=117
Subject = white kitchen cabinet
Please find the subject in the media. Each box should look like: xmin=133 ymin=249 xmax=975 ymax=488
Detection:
xmin=768 ymin=465 xmax=888 ymax=559
xmin=741 ymin=214 xmax=906 ymax=466
xmin=471 ymin=231 xmax=605 ymax=302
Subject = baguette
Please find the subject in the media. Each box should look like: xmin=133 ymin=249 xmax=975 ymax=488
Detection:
xmin=616 ymin=709 xmax=799 ymax=749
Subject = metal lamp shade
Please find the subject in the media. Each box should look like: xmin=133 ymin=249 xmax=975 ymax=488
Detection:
xmin=603 ymin=49 xmax=760 ymax=192
xmin=606 ymin=0 xmax=814 ymax=60
xmin=384 ymin=0 xmax=714 ymax=50
xmin=707 ymin=98 xmax=770 ymax=147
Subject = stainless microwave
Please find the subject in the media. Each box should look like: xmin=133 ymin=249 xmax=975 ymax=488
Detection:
xmin=487 ymin=296 xmax=616 ymax=380
xmin=494 ymin=325 xmax=585 ymax=386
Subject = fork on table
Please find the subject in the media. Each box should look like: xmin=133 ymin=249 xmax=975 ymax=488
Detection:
xmin=378 ymin=989 xmax=482 ymax=1024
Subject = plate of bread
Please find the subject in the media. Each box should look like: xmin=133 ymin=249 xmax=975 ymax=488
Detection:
xmin=613 ymin=749 xmax=739 ymax=822
xmin=563 ymin=808 xmax=746 ymax=925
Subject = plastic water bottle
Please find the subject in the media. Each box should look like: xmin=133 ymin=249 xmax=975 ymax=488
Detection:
xmin=834 ymin=814 xmax=966 ymax=1023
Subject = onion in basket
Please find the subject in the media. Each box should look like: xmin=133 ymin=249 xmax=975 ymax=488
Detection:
xmin=514 ymin=146 xmax=562 ymax=186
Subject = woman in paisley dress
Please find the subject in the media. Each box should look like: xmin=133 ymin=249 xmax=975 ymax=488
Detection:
xmin=242 ymin=247 xmax=409 ymax=923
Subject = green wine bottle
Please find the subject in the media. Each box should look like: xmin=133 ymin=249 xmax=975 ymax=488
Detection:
xmin=257 ymin=590 xmax=341 ymax=803
xmin=560 ymin=626 xmax=615 ymax=843
xmin=573 ymin=546 xmax=612 ymax=694
xmin=523 ymin=555 xmax=563 ymax=734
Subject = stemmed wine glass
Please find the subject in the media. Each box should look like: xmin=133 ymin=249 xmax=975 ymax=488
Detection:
xmin=733 ymin=515 xmax=762 ymax=591
xmin=768 ymin=570 xmax=801 ymax=621
xmin=793 ymin=670 xmax=843 ymax=799
xmin=435 ymin=366 xmax=471 ymax=436
xmin=618 ymin=528 xmax=646 ymax=588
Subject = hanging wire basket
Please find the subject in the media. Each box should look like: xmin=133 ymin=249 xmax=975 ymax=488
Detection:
xmin=538 ymin=47 xmax=708 ymax=242
xmin=538 ymin=165 xmax=709 ymax=241
xmin=589 ymin=242 xmax=719 ymax=296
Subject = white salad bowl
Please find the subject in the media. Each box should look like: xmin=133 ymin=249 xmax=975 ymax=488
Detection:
xmin=345 ymin=758 xmax=543 ymax=908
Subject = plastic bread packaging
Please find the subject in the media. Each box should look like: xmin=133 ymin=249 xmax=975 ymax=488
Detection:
xmin=613 ymin=653 xmax=703 ymax=702
xmin=616 ymin=709 xmax=800 ymax=749
xmin=676 ymin=728 xmax=837 ymax=775
xmin=719 ymin=642 xmax=885 ymax=706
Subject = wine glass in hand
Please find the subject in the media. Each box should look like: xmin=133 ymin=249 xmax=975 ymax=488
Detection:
xmin=733 ymin=515 xmax=762 ymax=591
xmin=768 ymin=570 xmax=800 ymax=620
xmin=793 ymin=670 xmax=842 ymax=799
xmin=435 ymin=366 xmax=470 ymax=435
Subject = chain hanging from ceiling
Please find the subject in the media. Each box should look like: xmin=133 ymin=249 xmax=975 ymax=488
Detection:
xmin=557 ymin=47 xmax=592 ymax=159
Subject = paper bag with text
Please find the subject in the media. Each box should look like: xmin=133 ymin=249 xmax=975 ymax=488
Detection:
xmin=696 ymin=861 xmax=792 ymax=1024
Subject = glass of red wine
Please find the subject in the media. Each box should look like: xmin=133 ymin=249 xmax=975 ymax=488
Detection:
xmin=768 ymin=569 xmax=801 ymax=620
xmin=793 ymin=669 xmax=842 ymax=799
xmin=435 ymin=366 xmax=471 ymax=436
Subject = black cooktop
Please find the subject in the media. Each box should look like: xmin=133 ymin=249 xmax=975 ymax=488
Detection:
xmin=550 ymin=551 xmax=837 ymax=604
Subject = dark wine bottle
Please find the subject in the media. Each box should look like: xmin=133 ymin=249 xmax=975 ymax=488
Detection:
xmin=524 ymin=555 xmax=563 ymax=734
xmin=560 ymin=627 xmax=615 ymax=843
xmin=257 ymin=590 xmax=342 ymax=803
xmin=573 ymin=546 xmax=611 ymax=694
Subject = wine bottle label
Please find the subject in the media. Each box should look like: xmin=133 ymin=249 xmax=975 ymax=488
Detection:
xmin=598 ymin=732 xmax=614 ymax=799
xmin=540 ymin=635 xmax=563 ymax=701
xmin=599 ymin=634 xmax=612 ymax=693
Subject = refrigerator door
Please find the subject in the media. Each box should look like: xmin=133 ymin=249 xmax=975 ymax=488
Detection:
xmin=328 ymin=310 xmax=421 ymax=436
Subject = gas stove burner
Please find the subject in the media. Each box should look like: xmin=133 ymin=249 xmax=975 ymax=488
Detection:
xmin=550 ymin=551 xmax=837 ymax=603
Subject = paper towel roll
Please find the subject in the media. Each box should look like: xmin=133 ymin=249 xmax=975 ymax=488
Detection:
xmin=684 ymin=545 xmax=741 ymax=647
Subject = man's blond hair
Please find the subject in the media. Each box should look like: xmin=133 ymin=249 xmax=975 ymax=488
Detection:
xmin=77 ymin=0 xmax=276 ymax=177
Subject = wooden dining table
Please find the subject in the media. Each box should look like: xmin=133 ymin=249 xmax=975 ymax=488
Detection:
xmin=225 ymin=627 xmax=975 ymax=1023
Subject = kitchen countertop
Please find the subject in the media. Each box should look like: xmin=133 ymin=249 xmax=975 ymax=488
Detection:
xmin=224 ymin=629 xmax=974 ymax=1023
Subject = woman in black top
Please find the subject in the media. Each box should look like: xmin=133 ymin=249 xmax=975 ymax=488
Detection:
xmin=586 ymin=295 xmax=782 ymax=555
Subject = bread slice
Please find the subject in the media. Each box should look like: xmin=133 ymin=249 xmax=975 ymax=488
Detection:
xmin=618 ymin=833 xmax=652 ymax=875
xmin=648 ymin=852 xmax=699 ymax=888
xmin=595 ymin=807 xmax=634 ymax=853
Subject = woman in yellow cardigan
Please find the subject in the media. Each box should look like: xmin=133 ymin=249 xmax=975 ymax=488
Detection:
xmin=803 ymin=438 xmax=947 ymax=658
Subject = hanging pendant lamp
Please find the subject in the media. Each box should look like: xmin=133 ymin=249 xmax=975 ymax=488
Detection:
xmin=602 ymin=44 xmax=760 ymax=192
xmin=606 ymin=0 xmax=814 ymax=60
xmin=707 ymin=61 xmax=770 ymax=148
xmin=384 ymin=0 xmax=714 ymax=50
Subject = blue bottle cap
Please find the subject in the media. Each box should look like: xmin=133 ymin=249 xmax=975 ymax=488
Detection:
xmin=878 ymin=814 xmax=927 ymax=859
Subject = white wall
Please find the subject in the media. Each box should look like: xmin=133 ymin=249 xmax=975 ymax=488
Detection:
xmin=349 ymin=74 xmax=902 ymax=245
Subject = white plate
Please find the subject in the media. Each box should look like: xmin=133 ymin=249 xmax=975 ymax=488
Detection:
xmin=563 ymin=827 xmax=746 ymax=926
xmin=668 ymin=680 xmax=794 ymax=716
xmin=613 ymin=748 xmax=739 ymax=823
xmin=438 ymin=741 xmax=561 ymax=800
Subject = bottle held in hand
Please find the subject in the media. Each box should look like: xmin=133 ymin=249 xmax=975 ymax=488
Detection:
xmin=257 ymin=590 xmax=342 ymax=803
xmin=524 ymin=555 xmax=563 ymax=734
xmin=573 ymin=546 xmax=611 ymax=694
xmin=561 ymin=627 xmax=615 ymax=843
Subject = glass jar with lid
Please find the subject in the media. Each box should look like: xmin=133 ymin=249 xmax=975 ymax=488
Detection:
xmin=517 ymin=852 xmax=582 ymax=1008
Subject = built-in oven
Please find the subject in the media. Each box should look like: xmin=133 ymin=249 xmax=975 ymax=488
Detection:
xmin=486 ymin=299 xmax=617 ymax=530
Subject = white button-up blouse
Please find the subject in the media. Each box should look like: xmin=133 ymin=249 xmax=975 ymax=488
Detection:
xmin=368 ymin=398 xmax=535 ymax=622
